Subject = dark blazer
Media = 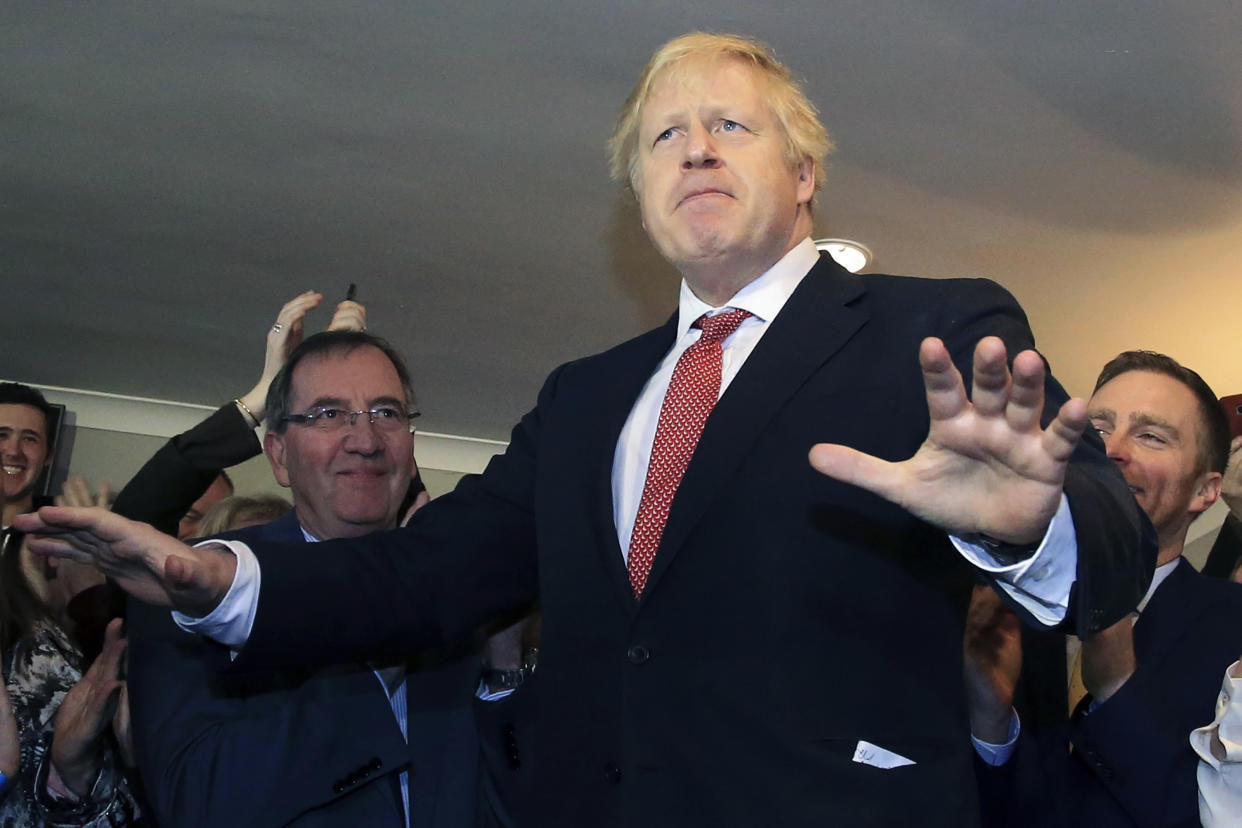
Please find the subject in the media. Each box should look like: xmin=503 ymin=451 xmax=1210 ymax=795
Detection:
xmin=984 ymin=557 xmax=1242 ymax=828
xmin=128 ymin=512 xmax=484 ymax=828
xmin=112 ymin=403 xmax=260 ymax=537
xmin=1065 ymin=558 xmax=1242 ymax=827
xmin=234 ymin=256 xmax=1153 ymax=827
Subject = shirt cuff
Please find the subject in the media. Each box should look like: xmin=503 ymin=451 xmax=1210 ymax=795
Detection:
xmin=972 ymin=709 xmax=1021 ymax=766
xmin=172 ymin=539 xmax=261 ymax=650
xmin=952 ymin=494 xmax=1076 ymax=627
xmin=476 ymin=679 xmax=516 ymax=701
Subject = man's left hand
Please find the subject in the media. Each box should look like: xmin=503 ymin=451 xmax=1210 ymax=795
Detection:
xmin=809 ymin=336 xmax=1086 ymax=545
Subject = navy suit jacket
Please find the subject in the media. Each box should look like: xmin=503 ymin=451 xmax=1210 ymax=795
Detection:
xmin=231 ymin=256 xmax=1153 ymax=827
xmin=128 ymin=512 xmax=483 ymax=828
xmin=984 ymin=557 xmax=1242 ymax=827
xmin=1066 ymin=558 xmax=1242 ymax=827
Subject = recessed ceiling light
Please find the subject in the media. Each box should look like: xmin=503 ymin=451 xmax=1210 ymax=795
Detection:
xmin=814 ymin=238 xmax=872 ymax=273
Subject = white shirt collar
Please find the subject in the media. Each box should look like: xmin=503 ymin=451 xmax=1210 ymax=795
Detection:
xmin=675 ymin=237 xmax=820 ymax=337
xmin=1138 ymin=556 xmax=1182 ymax=613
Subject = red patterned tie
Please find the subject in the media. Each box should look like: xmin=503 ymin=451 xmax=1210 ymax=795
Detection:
xmin=628 ymin=309 xmax=752 ymax=597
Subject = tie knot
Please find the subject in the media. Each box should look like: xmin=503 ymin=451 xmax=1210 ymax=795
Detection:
xmin=693 ymin=309 xmax=751 ymax=344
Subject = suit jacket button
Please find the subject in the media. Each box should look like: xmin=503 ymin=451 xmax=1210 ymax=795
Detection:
xmin=368 ymin=756 xmax=382 ymax=770
xmin=603 ymin=763 xmax=622 ymax=783
xmin=333 ymin=781 xmax=346 ymax=794
xmin=627 ymin=645 xmax=651 ymax=665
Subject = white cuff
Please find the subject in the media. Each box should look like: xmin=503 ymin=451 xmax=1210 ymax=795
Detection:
xmin=972 ymin=709 xmax=1021 ymax=766
xmin=952 ymin=494 xmax=1076 ymax=627
xmin=172 ymin=539 xmax=261 ymax=650
xmin=475 ymin=679 xmax=516 ymax=702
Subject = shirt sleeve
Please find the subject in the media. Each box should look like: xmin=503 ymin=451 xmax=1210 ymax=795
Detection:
xmin=1191 ymin=659 xmax=1242 ymax=828
xmin=971 ymin=709 xmax=1021 ymax=766
xmin=951 ymin=494 xmax=1076 ymax=627
xmin=172 ymin=539 xmax=261 ymax=649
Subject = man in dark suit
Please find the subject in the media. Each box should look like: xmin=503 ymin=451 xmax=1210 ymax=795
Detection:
xmin=19 ymin=32 xmax=1153 ymax=827
xmin=970 ymin=350 xmax=1242 ymax=827
xmin=126 ymin=331 xmax=482 ymax=828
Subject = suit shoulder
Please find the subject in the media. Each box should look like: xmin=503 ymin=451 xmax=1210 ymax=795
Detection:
xmin=857 ymin=272 xmax=1021 ymax=306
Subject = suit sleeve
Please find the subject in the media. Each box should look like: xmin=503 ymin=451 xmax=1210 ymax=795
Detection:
xmin=112 ymin=404 xmax=261 ymax=535
xmin=232 ymin=364 xmax=554 ymax=671
xmin=128 ymin=600 xmax=410 ymax=828
xmin=1068 ymin=670 xmax=1203 ymax=828
xmin=936 ymin=278 xmax=1156 ymax=637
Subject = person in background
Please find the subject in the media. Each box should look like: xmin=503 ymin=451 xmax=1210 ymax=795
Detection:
xmin=112 ymin=290 xmax=363 ymax=539
xmin=1 ymin=382 xmax=57 ymax=530
xmin=125 ymin=329 xmax=484 ymax=827
xmin=968 ymin=350 xmax=1242 ymax=827
xmin=0 ymin=518 xmax=139 ymax=824
xmin=197 ymin=494 xmax=291 ymax=537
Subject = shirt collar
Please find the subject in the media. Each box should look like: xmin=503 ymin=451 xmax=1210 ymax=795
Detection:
xmin=1138 ymin=556 xmax=1181 ymax=613
xmin=675 ymin=237 xmax=820 ymax=338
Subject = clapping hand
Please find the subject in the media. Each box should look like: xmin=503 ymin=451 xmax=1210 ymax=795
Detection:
xmin=50 ymin=619 xmax=127 ymax=798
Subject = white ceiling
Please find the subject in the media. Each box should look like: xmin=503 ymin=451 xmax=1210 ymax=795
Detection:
xmin=5 ymin=1 xmax=1242 ymax=442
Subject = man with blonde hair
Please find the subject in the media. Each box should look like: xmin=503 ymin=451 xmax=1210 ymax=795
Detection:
xmin=21 ymin=33 xmax=1152 ymax=826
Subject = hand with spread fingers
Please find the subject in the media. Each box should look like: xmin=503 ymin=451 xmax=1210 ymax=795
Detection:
xmin=55 ymin=474 xmax=114 ymax=511
xmin=13 ymin=507 xmax=236 ymax=617
xmin=809 ymin=336 xmax=1087 ymax=546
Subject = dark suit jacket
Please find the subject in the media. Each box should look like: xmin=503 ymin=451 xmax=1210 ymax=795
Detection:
xmin=233 ymin=256 xmax=1153 ymax=827
xmin=112 ymin=403 xmax=260 ymax=537
xmin=128 ymin=512 xmax=484 ymax=828
xmin=984 ymin=558 xmax=1242 ymax=827
xmin=1065 ymin=558 xmax=1242 ymax=827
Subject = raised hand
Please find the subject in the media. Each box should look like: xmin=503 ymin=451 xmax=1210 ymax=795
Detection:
xmin=55 ymin=474 xmax=114 ymax=510
xmin=809 ymin=336 xmax=1087 ymax=546
xmin=50 ymin=619 xmax=127 ymax=797
xmin=236 ymin=290 xmax=325 ymax=424
xmin=13 ymin=506 xmax=236 ymax=615
xmin=962 ymin=584 xmax=1022 ymax=743
xmin=327 ymin=299 xmax=367 ymax=332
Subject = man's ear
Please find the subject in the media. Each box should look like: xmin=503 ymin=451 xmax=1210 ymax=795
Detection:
xmin=1190 ymin=471 xmax=1224 ymax=516
xmin=795 ymin=157 xmax=815 ymax=205
xmin=263 ymin=432 xmax=293 ymax=489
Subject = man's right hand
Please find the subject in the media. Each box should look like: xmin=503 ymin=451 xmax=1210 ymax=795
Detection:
xmin=13 ymin=506 xmax=236 ymax=616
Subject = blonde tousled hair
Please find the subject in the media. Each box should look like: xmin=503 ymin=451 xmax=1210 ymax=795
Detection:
xmin=605 ymin=32 xmax=834 ymax=199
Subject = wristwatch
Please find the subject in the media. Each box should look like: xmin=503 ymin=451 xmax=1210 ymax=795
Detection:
xmin=482 ymin=647 xmax=539 ymax=691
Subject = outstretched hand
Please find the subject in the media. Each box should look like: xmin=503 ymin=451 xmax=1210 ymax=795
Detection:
xmin=13 ymin=506 xmax=236 ymax=616
xmin=809 ymin=337 xmax=1087 ymax=545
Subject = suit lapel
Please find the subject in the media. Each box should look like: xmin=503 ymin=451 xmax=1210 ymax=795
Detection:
xmin=579 ymin=314 xmax=681 ymax=613
xmin=641 ymin=257 xmax=868 ymax=601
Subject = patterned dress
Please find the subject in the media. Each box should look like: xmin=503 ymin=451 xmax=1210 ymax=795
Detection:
xmin=1 ymin=622 xmax=140 ymax=827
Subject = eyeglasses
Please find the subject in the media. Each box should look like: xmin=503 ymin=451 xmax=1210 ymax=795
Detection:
xmin=281 ymin=406 xmax=421 ymax=433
